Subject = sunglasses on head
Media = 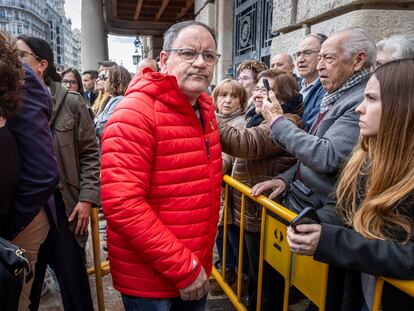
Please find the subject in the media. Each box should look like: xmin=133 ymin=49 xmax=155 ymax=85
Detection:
xmin=98 ymin=73 xmax=108 ymax=81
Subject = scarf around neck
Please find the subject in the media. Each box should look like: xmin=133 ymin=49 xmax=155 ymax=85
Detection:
xmin=215 ymin=108 xmax=243 ymax=122
xmin=320 ymin=68 xmax=370 ymax=113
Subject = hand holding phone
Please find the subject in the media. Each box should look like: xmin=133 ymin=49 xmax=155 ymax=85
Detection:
xmin=290 ymin=207 xmax=321 ymax=233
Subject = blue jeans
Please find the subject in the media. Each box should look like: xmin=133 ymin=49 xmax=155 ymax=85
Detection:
xmin=122 ymin=294 xmax=207 ymax=311
xmin=215 ymin=224 xmax=239 ymax=270
xmin=360 ymin=301 xmax=370 ymax=311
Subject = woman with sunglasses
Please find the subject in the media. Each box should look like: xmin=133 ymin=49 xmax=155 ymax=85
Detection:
xmin=95 ymin=65 xmax=131 ymax=153
xmin=287 ymin=58 xmax=414 ymax=311
xmin=61 ymin=67 xmax=84 ymax=97
xmin=16 ymin=35 xmax=100 ymax=311
xmin=92 ymin=68 xmax=114 ymax=116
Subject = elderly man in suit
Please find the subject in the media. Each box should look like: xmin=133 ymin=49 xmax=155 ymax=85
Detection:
xmin=252 ymin=27 xmax=376 ymax=214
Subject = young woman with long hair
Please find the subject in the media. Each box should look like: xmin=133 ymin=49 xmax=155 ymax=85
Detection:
xmin=95 ymin=65 xmax=132 ymax=152
xmin=287 ymin=58 xmax=414 ymax=311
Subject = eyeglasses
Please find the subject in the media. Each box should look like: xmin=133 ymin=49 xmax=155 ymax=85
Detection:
xmin=62 ymin=79 xmax=78 ymax=85
xmin=165 ymin=48 xmax=221 ymax=65
xmin=252 ymin=87 xmax=268 ymax=94
xmin=98 ymin=74 xmax=108 ymax=81
xmin=17 ymin=49 xmax=42 ymax=61
xmin=293 ymin=49 xmax=320 ymax=60
xmin=237 ymin=75 xmax=253 ymax=82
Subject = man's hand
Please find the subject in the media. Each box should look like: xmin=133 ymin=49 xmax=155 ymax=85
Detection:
xmin=0 ymin=117 xmax=6 ymax=128
xmin=179 ymin=267 xmax=209 ymax=301
xmin=261 ymin=90 xmax=283 ymax=121
xmin=68 ymin=201 xmax=92 ymax=235
xmin=287 ymin=224 xmax=321 ymax=256
xmin=251 ymin=178 xmax=287 ymax=200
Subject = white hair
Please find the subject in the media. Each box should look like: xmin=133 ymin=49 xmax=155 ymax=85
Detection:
xmin=377 ymin=34 xmax=414 ymax=61
xmin=340 ymin=27 xmax=377 ymax=69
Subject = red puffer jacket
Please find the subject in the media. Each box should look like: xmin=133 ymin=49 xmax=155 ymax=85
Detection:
xmin=101 ymin=69 xmax=222 ymax=298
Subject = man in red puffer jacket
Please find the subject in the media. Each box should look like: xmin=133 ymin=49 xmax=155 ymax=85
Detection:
xmin=101 ymin=20 xmax=222 ymax=310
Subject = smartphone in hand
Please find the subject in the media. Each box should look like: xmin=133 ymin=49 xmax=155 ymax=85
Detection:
xmin=291 ymin=207 xmax=321 ymax=233
xmin=262 ymin=78 xmax=271 ymax=99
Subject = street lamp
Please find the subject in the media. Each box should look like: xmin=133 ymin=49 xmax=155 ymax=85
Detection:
xmin=133 ymin=36 xmax=143 ymax=65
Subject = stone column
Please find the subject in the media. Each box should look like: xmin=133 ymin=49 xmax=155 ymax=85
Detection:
xmin=194 ymin=0 xmax=216 ymax=26
xmin=147 ymin=36 xmax=163 ymax=59
xmin=81 ymin=0 xmax=108 ymax=71
xmin=216 ymin=0 xmax=234 ymax=83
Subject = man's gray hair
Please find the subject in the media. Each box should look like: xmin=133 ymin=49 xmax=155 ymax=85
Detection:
xmin=341 ymin=27 xmax=377 ymax=69
xmin=377 ymin=34 xmax=414 ymax=60
xmin=304 ymin=33 xmax=328 ymax=46
xmin=163 ymin=21 xmax=217 ymax=51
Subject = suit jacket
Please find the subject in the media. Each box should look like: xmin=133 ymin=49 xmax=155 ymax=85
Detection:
xmin=301 ymin=77 xmax=325 ymax=130
xmin=269 ymin=77 xmax=368 ymax=210
xmin=84 ymin=90 xmax=97 ymax=106
xmin=4 ymin=65 xmax=59 ymax=239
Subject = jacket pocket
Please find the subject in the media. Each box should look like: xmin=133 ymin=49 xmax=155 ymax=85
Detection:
xmin=54 ymin=118 xmax=76 ymax=146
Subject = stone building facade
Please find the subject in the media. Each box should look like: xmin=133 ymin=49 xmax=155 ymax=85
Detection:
xmin=0 ymin=0 xmax=81 ymax=71
xmin=271 ymin=0 xmax=414 ymax=56
xmin=82 ymin=1 xmax=413 ymax=79
xmin=0 ymin=0 xmax=48 ymax=39
xmin=194 ymin=0 xmax=414 ymax=84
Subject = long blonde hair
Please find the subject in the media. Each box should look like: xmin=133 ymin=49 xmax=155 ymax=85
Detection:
xmin=336 ymin=58 xmax=414 ymax=243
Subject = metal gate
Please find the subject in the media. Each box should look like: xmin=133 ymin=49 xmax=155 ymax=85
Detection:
xmin=233 ymin=0 xmax=276 ymax=75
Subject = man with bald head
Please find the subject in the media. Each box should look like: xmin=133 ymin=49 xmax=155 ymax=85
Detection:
xmin=271 ymin=52 xmax=301 ymax=86
xmin=270 ymin=52 xmax=295 ymax=73
xmin=136 ymin=57 xmax=158 ymax=72
xmin=101 ymin=21 xmax=222 ymax=310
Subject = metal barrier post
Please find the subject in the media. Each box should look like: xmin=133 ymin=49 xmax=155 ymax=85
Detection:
xmin=218 ymin=175 xmax=414 ymax=311
xmin=372 ymin=278 xmax=384 ymax=311
xmin=90 ymin=207 xmax=105 ymax=311
xmin=236 ymin=194 xmax=246 ymax=300
xmin=222 ymin=183 xmax=229 ymax=283
xmin=211 ymin=268 xmax=247 ymax=310
xmin=256 ymin=207 xmax=267 ymax=311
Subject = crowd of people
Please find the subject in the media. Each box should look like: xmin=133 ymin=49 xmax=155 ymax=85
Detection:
xmin=0 ymin=19 xmax=413 ymax=311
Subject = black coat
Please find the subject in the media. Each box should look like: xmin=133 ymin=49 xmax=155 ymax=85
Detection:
xmin=4 ymin=65 xmax=59 ymax=239
xmin=315 ymin=197 xmax=414 ymax=311
xmin=0 ymin=127 xmax=20 ymax=231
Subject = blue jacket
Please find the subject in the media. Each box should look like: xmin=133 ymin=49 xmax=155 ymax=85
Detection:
xmin=5 ymin=65 xmax=60 ymax=239
xmin=301 ymin=78 xmax=325 ymax=131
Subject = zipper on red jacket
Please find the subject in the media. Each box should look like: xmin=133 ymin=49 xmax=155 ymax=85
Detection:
xmin=205 ymin=140 xmax=210 ymax=160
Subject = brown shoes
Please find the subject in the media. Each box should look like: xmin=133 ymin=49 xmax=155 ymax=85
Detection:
xmin=210 ymin=269 xmax=237 ymax=296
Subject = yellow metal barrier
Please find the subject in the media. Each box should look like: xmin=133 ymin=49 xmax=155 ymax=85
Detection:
xmin=213 ymin=175 xmax=329 ymax=311
xmin=86 ymin=175 xmax=414 ymax=311
xmin=87 ymin=207 xmax=110 ymax=311
xmin=216 ymin=175 xmax=414 ymax=311
xmin=372 ymin=277 xmax=414 ymax=310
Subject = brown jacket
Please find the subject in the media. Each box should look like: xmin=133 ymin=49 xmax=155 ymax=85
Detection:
xmin=219 ymin=106 xmax=304 ymax=233
xmin=50 ymin=81 xmax=101 ymax=247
